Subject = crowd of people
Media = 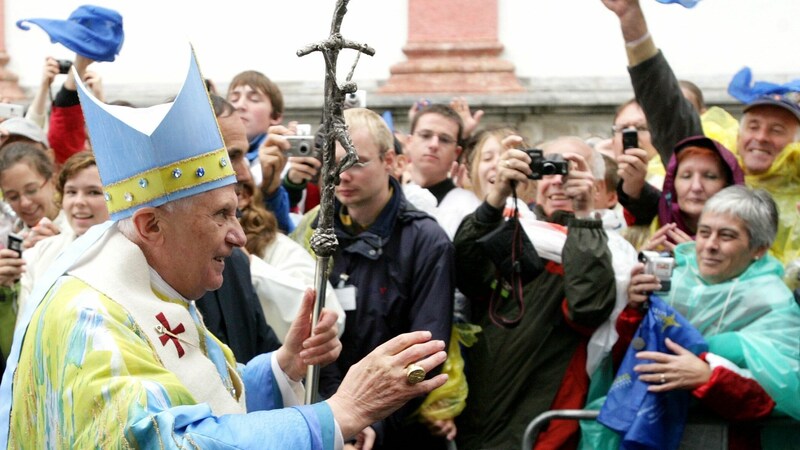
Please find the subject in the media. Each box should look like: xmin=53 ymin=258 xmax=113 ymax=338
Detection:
xmin=0 ymin=0 xmax=799 ymax=449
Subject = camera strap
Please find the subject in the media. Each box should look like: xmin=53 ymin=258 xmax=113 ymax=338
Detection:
xmin=485 ymin=185 xmax=530 ymax=329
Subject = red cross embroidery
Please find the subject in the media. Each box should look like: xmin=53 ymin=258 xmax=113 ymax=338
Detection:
xmin=155 ymin=312 xmax=186 ymax=358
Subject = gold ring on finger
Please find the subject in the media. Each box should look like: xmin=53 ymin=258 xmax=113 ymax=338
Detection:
xmin=406 ymin=364 xmax=426 ymax=385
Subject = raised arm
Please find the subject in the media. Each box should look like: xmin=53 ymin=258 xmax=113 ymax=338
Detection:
xmin=602 ymin=0 xmax=704 ymax=164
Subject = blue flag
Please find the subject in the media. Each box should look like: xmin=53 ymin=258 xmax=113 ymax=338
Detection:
xmin=598 ymin=295 xmax=708 ymax=450
xmin=727 ymin=67 xmax=800 ymax=104
xmin=655 ymin=0 xmax=701 ymax=8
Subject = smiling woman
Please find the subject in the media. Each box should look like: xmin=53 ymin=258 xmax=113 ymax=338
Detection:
xmin=17 ymin=151 xmax=109 ymax=324
xmin=618 ymin=185 xmax=800 ymax=448
xmin=618 ymin=135 xmax=745 ymax=252
xmin=0 ymin=142 xmax=61 ymax=232
xmin=56 ymin=151 xmax=109 ymax=237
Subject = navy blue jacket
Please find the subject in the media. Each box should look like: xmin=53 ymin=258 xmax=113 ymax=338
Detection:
xmin=304 ymin=178 xmax=454 ymax=448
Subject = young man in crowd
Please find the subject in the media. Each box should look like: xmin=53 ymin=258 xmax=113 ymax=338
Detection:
xmin=293 ymin=108 xmax=455 ymax=450
xmin=405 ymin=104 xmax=481 ymax=239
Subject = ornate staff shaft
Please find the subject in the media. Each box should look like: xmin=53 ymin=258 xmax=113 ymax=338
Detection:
xmin=297 ymin=0 xmax=374 ymax=405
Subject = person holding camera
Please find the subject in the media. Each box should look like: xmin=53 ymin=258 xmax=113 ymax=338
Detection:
xmin=601 ymin=0 xmax=800 ymax=266
xmin=206 ymin=94 xmax=345 ymax=349
xmin=617 ymin=135 xmax=745 ymax=252
xmin=453 ymin=136 xmax=616 ymax=449
xmin=612 ymin=99 xmax=665 ymax=189
xmin=0 ymin=141 xmax=66 ymax=370
xmin=225 ymin=70 xmax=300 ymax=233
xmin=603 ymin=185 xmax=800 ymax=448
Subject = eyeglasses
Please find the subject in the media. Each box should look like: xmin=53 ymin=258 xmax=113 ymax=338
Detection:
xmin=611 ymin=124 xmax=649 ymax=134
xmin=3 ymin=179 xmax=48 ymax=204
xmin=413 ymin=130 xmax=458 ymax=147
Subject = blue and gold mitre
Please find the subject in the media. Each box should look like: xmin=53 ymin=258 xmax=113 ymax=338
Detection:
xmin=75 ymin=47 xmax=235 ymax=220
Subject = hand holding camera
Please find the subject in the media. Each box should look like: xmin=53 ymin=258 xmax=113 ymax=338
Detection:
xmin=259 ymin=125 xmax=295 ymax=195
xmin=621 ymin=127 xmax=638 ymax=153
xmin=0 ymin=234 xmax=26 ymax=286
xmin=273 ymin=123 xmax=321 ymax=189
xmin=56 ymin=59 xmax=73 ymax=74
xmin=616 ymin=144 xmax=649 ymax=200
xmin=524 ymin=149 xmax=569 ymax=180
xmin=283 ymin=123 xmax=317 ymax=158
xmin=485 ymin=148 xmax=533 ymax=209
xmin=559 ymin=152 xmax=597 ymax=217
xmin=627 ymin=259 xmax=669 ymax=310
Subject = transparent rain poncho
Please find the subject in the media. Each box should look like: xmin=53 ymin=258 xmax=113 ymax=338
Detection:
xmin=669 ymin=242 xmax=800 ymax=420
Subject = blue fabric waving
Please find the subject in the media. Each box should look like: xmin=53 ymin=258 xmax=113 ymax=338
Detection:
xmin=654 ymin=0 xmax=701 ymax=8
xmin=728 ymin=67 xmax=800 ymax=104
xmin=598 ymin=295 xmax=708 ymax=450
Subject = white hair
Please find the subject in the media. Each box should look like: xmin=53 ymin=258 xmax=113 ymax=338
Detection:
xmin=542 ymin=136 xmax=604 ymax=179
xmin=703 ymin=185 xmax=778 ymax=250
xmin=115 ymin=195 xmax=200 ymax=241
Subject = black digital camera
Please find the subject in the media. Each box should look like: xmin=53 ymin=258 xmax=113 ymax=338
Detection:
xmin=622 ymin=127 xmax=638 ymax=153
xmin=524 ymin=149 xmax=569 ymax=180
xmin=57 ymin=59 xmax=73 ymax=75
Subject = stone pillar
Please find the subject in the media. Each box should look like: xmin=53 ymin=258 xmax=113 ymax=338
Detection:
xmin=379 ymin=0 xmax=523 ymax=94
xmin=0 ymin=0 xmax=26 ymax=102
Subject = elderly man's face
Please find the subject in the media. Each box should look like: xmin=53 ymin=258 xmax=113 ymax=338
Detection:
xmin=158 ymin=185 xmax=245 ymax=299
xmin=536 ymin=139 xmax=594 ymax=217
xmin=737 ymin=106 xmax=799 ymax=175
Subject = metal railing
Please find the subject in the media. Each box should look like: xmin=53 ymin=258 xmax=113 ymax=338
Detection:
xmin=521 ymin=409 xmax=800 ymax=450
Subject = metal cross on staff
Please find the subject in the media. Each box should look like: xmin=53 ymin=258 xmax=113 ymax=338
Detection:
xmin=296 ymin=0 xmax=374 ymax=404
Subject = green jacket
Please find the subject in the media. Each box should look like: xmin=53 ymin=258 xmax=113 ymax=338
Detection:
xmin=454 ymin=202 xmax=616 ymax=450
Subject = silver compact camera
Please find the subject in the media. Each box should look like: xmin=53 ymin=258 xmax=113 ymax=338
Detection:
xmin=286 ymin=124 xmax=316 ymax=157
xmin=639 ymin=251 xmax=675 ymax=291
xmin=286 ymin=136 xmax=316 ymax=157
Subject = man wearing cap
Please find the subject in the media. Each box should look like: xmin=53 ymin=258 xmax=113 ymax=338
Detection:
xmin=602 ymin=0 xmax=800 ymax=264
xmin=0 ymin=50 xmax=447 ymax=449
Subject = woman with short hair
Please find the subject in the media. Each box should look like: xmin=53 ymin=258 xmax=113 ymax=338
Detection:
xmin=611 ymin=185 xmax=800 ymax=448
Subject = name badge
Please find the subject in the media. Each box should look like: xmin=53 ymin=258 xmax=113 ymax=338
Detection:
xmin=335 ymin=285 xmax=357 ymax=311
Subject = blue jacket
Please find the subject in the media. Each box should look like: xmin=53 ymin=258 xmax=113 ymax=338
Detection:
xmin=295 ymin=177 xmax=454 ymax=448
